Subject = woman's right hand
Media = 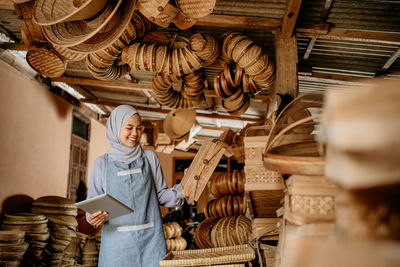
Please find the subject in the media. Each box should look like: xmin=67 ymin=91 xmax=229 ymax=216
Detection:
xmin=88 ymin=211 xmax=109 ymax=228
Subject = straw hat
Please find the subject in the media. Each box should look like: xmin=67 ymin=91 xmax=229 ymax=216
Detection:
xmin=33 ymin=0 xmax=108 ymax=26
xmin=41 ymin=0 xmax=124 ymax=48
xmin=67 ymin=0 xmax=137 ymax=53
xmin=163 ymin=109 xmax=196 ymax=140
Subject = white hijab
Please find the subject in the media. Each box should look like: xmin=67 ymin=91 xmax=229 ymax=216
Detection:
xmin=106 ymin=105 xmax=143 ymax=162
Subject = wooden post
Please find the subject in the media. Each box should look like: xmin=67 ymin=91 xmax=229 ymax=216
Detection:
xmin=274 ymin=30 xmax=299 ymax=108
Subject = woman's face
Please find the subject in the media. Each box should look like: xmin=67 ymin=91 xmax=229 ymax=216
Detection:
xmin=120 ymin=114 xmax=144 ymax=148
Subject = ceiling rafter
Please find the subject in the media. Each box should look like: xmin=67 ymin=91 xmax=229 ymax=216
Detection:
xmin=381 ymin=47 xmax=400 ymax=72
xmin=51 ymin=76 xmax=270 ymax=103
xmin=303 ymin=0 xmax=333 ymax=61
xmin=80 ymin=98 xmax=263 ymax=123
xmin=196 ymin=14 xmax=281 ymax=30
xmin=281 ymin=0 xmax=303 ymax=38
xmin=297 ymin=28 xmax=400 ymax=45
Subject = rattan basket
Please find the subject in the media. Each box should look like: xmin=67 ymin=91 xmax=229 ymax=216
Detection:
xmin=159 ymin=244 xmax=255 ymax=267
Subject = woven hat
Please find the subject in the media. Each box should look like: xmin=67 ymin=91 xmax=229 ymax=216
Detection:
xmin=67 ymin=0 xmax=136 ymax=53
xmin=41 ymin=0 xmax=123 ymax=47
xmin=163 ymin=109 xmax=196 ymax=140
xmin=33 ymin=0 xmax=108 ymax=26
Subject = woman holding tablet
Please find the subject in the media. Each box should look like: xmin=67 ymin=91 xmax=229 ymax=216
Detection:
xmin=86 ymin=105 xmax=185 ymax=267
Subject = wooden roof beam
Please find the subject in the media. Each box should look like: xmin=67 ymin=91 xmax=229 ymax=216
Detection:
xmin=297 ymin=28 xmax=400 ymax=45
xmin=281 ymin=0 xmax=303 ymax=38
xmin=51 ymin=76 xmax=154 ymax=92
xmin=381 ymin=47 xmax=400 ymax=72
xmin=51 ymin=76 xmax=270 ymax=103
xmin=80 ymin=98 xmax=263 ymax=122
xmin=196 ymin=14 xmax=281 ymax=30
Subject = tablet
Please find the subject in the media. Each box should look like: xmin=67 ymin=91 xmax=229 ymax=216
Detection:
xmin=75 ymin=194 xmax=134 ymax=220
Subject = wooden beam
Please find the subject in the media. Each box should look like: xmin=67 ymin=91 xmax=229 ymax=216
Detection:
xmin=281 ymin=0 xmax=303 ymax=38
xmin=298 ymin=67 xmax=372 ymax=82
xmin=297 ymin=28 xmax=400 ymax=45
xmin=320 ymin=0 xmax=333 ymax=21
xmin=81 ymin=98 xmax=263 ymax=122
xmin=303 ymin=38 xmax=317 ymax=60
xmin=52 ymin=76 xmax=269 ymax=102
xmin=0 ymin=0 xmax=14 ymax=10
xmin=0 ymin=42 xmax=26 ymax=51
xmin=274 ymin=30 xmax=299 ymax=99
xmin=196 ymin=14 xmax=281 ymax=30
xmin=381 ymin=47 xmax=400 ymax=72
xmin=296 ymin=21 xmax=330 ymax=35
xmin=51 ymin=76 xmax=153 ymax=92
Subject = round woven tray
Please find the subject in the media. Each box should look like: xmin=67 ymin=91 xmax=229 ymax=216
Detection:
xmin=26 ymin=46 xmax=65 ymax=78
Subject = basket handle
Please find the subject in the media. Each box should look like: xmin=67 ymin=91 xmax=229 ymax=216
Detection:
xmin=265 ymin=113 xmax=322 ymax=153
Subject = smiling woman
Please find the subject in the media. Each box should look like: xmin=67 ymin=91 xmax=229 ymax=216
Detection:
xmin=85 ymin=105 xmax=185 ymax=267
xmin=119 ymin=114 xmax=145 ymax=148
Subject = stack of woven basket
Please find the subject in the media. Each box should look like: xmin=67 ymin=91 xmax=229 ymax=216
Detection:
xmin=60 ymin=236 xmax=82 ymax=266
xmin=195 ymin=170 xmax=251 ymax=248
xmin=82 ymin=236 xmax=99 ymax=266
xmin=163 ymin=222 xmax=187 ymax=251
xmin=0 ymin=212 xmax=49 ymax=265
xmin=122 ymin=32 xmax=218 ymax=108
xmin=0 ymin=230 xmax=28 ymax=266
xmin=215 ymin=32 xmax=275 ymax=116
xmin=18 ymin=0 xmax=148 ymax=80
xmin=259 ymin=92 xmax=338 ymax=267
xmin=278 ymin=79 xmax=400 ymax=267
xmin=30 ymin=196 xmax=79 ymax=266
xmin=85 ymin=12 xmax=153 ymax=81
xmin=243 ymin=125 xmax=284 ymax=247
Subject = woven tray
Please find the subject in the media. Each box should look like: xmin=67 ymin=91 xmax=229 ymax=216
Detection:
xmin=159 ymin=244 xmax=255 ymax=267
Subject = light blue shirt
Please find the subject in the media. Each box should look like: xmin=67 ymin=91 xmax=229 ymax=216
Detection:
xmin=87 ymin=150 xmax=185 ymax=208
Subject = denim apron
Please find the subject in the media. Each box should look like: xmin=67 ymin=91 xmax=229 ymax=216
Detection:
xmin=98 ymin=155 xmax=167 ymax=267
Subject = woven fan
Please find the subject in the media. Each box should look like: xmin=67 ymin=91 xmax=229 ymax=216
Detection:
xmin=179 ymin=139 xmax=225 ymax=203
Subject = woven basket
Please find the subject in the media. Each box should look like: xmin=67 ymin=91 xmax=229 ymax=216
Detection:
xmin=26 ymin=46 xmax=65 ymax=78
xmin=244 ymin=165 xmax=284 ymax=192
xmin=160 ymin=244 xmax=255 ymax=267
xmin=285 ymin=175 xmax=337 ymax=225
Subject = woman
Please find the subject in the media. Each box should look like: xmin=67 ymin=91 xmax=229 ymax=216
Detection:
xmin=86 ymin=105 xmax=185 ymax=267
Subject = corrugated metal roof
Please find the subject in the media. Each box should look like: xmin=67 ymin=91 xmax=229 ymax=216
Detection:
xmin=299 ymin=0 xmax=400 ymax=32
xmin=298 ymin=37 xmax=400 ymax=76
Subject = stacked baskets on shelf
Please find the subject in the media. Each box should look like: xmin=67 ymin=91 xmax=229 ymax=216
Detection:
xmin=164 ymin=222 xmax=187 ymax=251
xmin=195 ymin=170 xmax=251 ymax=248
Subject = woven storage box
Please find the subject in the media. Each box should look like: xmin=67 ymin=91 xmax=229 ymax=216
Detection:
xmin=251 ymin=218 xmax=280 ymax=241
xmin=244 ymin=136 xmax=268 ymax=165
xmin=285 ymin=175 xmax=337 ymax=225
xmin=244 ymin=165 xmax=284 ymax=192
xmin=159 ymin=244 xmax=255 ymax=267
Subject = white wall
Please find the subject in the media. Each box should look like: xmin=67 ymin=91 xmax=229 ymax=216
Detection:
xmin=0 ymin=59 xmax=73 ymax=211
xmin=86 ymin=118 xmax=109 ymax=183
